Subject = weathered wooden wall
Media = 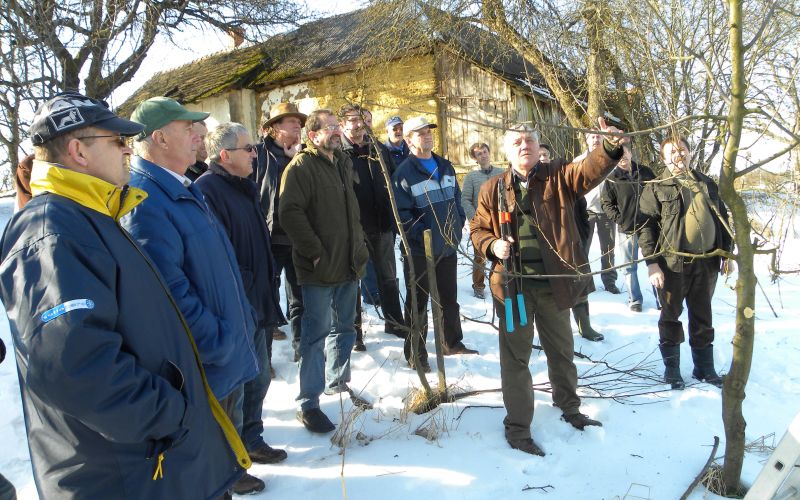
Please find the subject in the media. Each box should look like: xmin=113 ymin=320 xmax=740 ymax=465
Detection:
xmin=436 ymin=51 xmax=577 ymax=169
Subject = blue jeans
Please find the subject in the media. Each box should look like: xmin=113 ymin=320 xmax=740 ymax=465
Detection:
xmin=297 ymin=281 xmax=358 ymax=411
xmin=619 ymin=232 xmax=643 ymax=306
xmin=241 ymin=327 xmax=271 ymax=450
xmin=219 ymin=384 xmax=245 ymax=434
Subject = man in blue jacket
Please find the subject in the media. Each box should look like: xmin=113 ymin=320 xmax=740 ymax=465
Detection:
xmin=392 ymin=117 xmax=478 ymax=373
xmin=123 ymin=97 xmax=263 ymax=495
xmin=0 ymin=92 xmax=249 ymax=499
xmin=0 ymin=338 xmax=15 ymax=499
xmin=196 ymin=122 xmax=288 ymax=467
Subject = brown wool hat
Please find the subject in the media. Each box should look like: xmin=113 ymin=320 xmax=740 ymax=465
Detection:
xmin=262 ymin=102 xmax=307 ymax=128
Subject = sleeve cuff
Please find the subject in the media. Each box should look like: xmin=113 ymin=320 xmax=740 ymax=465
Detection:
xmin=603 ymin=140 xmax=624 ymax=160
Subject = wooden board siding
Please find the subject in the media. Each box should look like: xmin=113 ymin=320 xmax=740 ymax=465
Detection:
xmin=436 ymin=51 xmax=577 ymax=167
xmin=437 ymin=52 xmax=511 ymax=169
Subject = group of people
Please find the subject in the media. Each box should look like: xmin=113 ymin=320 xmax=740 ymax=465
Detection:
xmin=0 ymin=89 xmax=734 ymax=498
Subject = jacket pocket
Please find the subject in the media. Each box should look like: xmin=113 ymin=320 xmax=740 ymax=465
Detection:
xmin=657 ymin=191 xmax=680 ymax=216
xmin=293 ymin=248 xmax=315 ymax=274
xmin=159 ymin=360 xmax=186 ymax=396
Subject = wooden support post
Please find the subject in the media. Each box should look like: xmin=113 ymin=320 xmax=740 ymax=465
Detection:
xmin=423 ymin=229 xmax=447 ymax=395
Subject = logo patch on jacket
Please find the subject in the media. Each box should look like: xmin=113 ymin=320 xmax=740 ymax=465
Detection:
xmin=41 ymin=299 xmax=95 ymax=323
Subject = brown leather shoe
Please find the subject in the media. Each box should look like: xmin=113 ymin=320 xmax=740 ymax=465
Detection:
xmin=232 ymin=473 xmax=265 ymax=495
xmin=443 ymin=342 xmax=479 ymax=356
xmin=508 ymin=438 xmax=545 ymax=456
xmin=562 ymin=412 xmax=602 ymax=430
xmin=271 ymin=327 xmax=287 ymax=340
xmin=249 ymin=443 xmax=288 ymax=464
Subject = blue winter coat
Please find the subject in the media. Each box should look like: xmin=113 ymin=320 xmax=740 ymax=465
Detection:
xmin=123 ymin=157 xmax=259 ymax=400
xmin=196 ymin=163 xmax=284 ymax=329
xmin=392 ymin=153 xmax=465 ymax=257
xmin=0 ymin=163 xmax=246 ymax=499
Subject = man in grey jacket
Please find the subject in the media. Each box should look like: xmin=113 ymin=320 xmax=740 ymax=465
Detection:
xmin=461 ymin=142 xmax=505 ymax=298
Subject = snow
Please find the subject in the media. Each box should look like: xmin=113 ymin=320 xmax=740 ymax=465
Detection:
xmin=1 ymin=195 xmax=799 ymax=499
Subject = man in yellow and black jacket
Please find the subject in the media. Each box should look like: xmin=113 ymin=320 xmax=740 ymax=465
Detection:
xmin=0 ymin=92 xmax=250 ymax=499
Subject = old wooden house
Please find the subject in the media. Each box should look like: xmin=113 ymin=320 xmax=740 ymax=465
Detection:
xmin=119 ymin=5 xmax=579 ymax=169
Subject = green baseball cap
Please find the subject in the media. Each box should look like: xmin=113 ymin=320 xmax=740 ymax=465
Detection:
xmin=130 ymin=96 xmax=210 ymax=141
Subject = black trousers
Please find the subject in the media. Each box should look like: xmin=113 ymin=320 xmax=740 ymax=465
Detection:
xmin=0 ymin=472 xmax=15 ymax=500
xmin=586 ymin=211 xmax=618 ymax=287
xmin=364 ymin=232 xmax=404 ymax=331
xmin=272 ymin=244 xmax=304 ymax=352
xmin=402 ymin=253 xmax=463 ymax=361
xmin=657 ymin=258 xmax=718 ymax=348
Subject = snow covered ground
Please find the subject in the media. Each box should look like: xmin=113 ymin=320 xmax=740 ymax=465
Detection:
xmin=1 ymin=195 xmax=799 ymax=499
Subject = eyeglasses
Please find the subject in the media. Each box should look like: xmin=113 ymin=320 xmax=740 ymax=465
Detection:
xmin=321 ymin=124 xmax=341 ymax=132
xmin=76 ymin=134 xmax=129 ymax=147
xmin=225 ymin=144 xmax=257 ymax=153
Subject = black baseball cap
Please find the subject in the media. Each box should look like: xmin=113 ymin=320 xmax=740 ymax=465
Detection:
xmin=29 ymin=91 xmax=143 ymax=145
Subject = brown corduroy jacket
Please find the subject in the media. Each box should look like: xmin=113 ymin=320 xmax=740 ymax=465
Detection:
xmin=470 ymin=146 xmax=620 ymax=311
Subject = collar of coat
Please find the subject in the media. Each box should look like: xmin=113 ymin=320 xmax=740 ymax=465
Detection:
xmin=658 ymin=166 xmax=700 ymax=186
xmin=297 ymin=145 xmax=346 ymax=166
xmin=29 ymin=160 xmax=147 ymax=221
xmin=207 ymin=161 xmax=259 ymax=193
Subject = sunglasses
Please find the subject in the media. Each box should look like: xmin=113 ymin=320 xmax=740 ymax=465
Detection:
xmin=77 ymin=134 xmax=129 ymax=147
xmin=226 ymin=144 xmax=257 ymax=153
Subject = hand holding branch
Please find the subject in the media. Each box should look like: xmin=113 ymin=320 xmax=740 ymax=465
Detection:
xmin=597 ymin=117 xmax=630 ymax=148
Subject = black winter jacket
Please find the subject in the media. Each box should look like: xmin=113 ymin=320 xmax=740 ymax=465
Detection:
xmin=600 ymin=162 xmax=656 ymax=234
xmin=186 ymin=160 xmax=208 ymax=182
xmin=251 ymin=136 xmax=299 ymax=245
xmin=0 ymin=165 xmax=245 ymax=499
xmin=343 ymin=136 xmax=397 ymax=234
xmin=196 ymin=163 xmax=285 ymax=329
xmin=638 ymin=168 xmax=733 ymax=272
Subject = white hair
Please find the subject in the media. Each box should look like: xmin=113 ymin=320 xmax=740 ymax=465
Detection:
xmin=502 ymin=124 xmax=540 ymax=154
xmin=206 ymin=122 xmax=249 ymax=162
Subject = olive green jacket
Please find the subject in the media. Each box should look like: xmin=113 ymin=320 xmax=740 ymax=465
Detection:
xmin=279 ymin=146 xmax=368 ymax=285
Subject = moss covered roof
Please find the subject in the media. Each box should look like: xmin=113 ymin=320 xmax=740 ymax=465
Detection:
xmin=118 ymin=5 xmax=554 ymax=116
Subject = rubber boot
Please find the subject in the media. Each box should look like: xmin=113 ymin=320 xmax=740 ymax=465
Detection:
xmin=691 ymin=345 xmax=723 ymax=387
xmin=659 ymin=343 xmax=686 ymax=390
xmin=572 ymin=301 xmax=604 ymax=341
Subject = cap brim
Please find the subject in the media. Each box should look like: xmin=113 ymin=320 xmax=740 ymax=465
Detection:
xmin=408 ymin=124 xmax=437 ymax=133
xmin=264 ymin=112 xmax=307 ymax=128
xmin=95 ymin=116 xmax=145 ymax=137
xmin=182 ymin=110 xmax=210 ymax=123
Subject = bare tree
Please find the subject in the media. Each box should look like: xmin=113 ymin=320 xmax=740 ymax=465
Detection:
xmin=0 ymin=0 xmax=307 ymax=183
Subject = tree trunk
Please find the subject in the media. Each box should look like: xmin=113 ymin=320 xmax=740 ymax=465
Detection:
xmin=719 ymin=0 xmax=756 ymax=493
xmin=583 ymin=2 xmax=607 ymax=123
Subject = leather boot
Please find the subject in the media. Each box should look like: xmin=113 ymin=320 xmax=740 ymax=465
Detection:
xmin=659 ymin=343 xmax=686 ymax=390
xmin=354 ymin=326 xmax=366 ymax=351
xmin=572 ymin=301 xmax=604 ymax=341
xmin=691 ymin=345 xmax=723 ymax=387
